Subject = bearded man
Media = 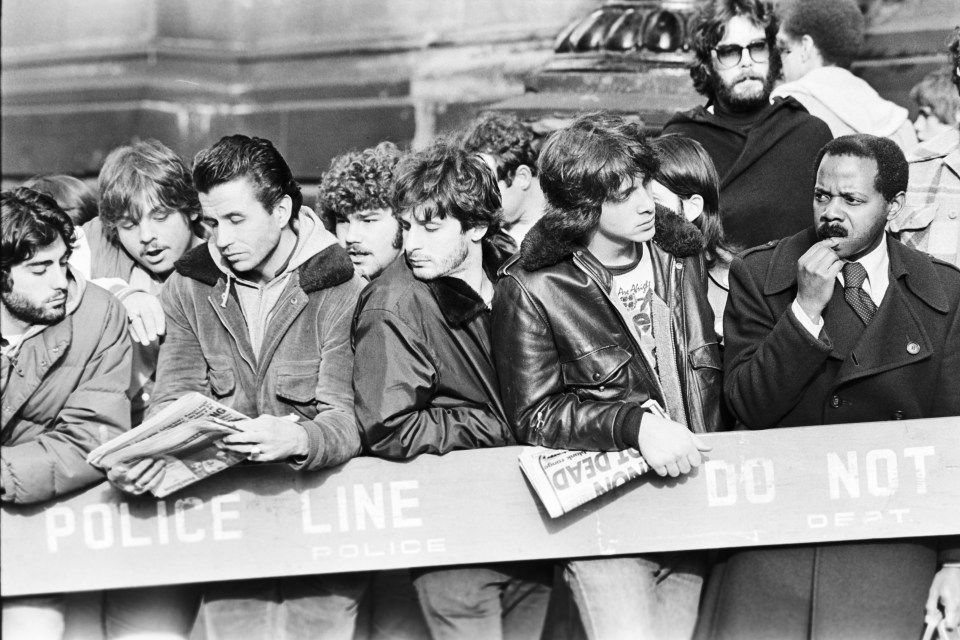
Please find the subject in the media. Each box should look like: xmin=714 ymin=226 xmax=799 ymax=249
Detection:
xmin=661 ymin=0 xmax=833 ymax=252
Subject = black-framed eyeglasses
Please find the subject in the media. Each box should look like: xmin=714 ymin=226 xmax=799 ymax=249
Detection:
xmin=712 ymin=40 xmax=770 ymax=69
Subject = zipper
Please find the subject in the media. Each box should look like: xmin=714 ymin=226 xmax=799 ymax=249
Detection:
xmin=668 ymin=260 xmax=690 ymax=428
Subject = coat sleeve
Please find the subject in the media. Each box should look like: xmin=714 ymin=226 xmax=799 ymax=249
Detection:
xmin=722 ymin=256 xmax=834 ymax=428
xmin=0 ymin=299 xmax=131 ymax=504
xmin=491 ymin=274 xmax=642 ymax=451
xmin=149 ymin=275 xmax=212 ymax=418
xmin=292 ymin=279 xmax=363 ymax=470
xmin=352 ymin=307 xmax=513 ymax=459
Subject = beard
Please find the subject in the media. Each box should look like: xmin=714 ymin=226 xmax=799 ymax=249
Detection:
xmin=653 ymin=203 xmax=705 ymax=258
xmin=406 ymin=237 xmax=471 ymax=282
xmin=2 ymin=289 xmax=67 ymax=326
xmin=816 ymin=222 xmax=848 ymax=240
xmin=712 ymin=68 xmax=775 ymax=113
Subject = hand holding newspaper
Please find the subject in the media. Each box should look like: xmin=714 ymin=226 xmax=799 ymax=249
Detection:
xmin=518 ymin=400 xmax=664 ymax=518
xmin=88 ymin=392 xmax=251 ymax=498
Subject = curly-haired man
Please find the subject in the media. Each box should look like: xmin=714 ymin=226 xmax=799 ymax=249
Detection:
xmin=771 ymin=0 xmax=916 ymax=150
xmin=462 ymin=112 xmax=546 ymax=245
xmin=317 ymin=142 xmax=404 ymax=280
xmin=661 ymin=0 xmax=832 ymax=251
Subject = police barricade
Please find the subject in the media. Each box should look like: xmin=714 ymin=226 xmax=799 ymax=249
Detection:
xmin=2 ymin=417 xmax=958 ymax=596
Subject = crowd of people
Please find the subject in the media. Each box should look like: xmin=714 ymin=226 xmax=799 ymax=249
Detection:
xmin=2 ymin=0 xmax=960 ymax=638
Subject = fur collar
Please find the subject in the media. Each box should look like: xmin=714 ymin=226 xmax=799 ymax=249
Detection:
xmin=427 ymin=277 xmax=488 ymax=327
xmin=174 ymin=242 xmax=354 ymax=292
xmin=518 ymin=203 xmax=703 ymax=272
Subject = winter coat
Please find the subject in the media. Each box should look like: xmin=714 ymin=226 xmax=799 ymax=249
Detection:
xmin=661 ymin=96 xmax=833 ymax=251
xmin=491 ymin=216 xmax=724 ymax=452
xmin=1 ymin=269 xmax=131 ymax=504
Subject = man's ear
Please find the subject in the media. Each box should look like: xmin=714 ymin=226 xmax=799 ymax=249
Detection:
xmin=513 ymin=165 xmax=534 ymax=190
xmin=273 ymin=194 xmax=293 ymax=228
xmin=800 ymin=34 xmax=822 ymax=65
xmin=681 ymin=194 xmax=705 ymax=222
xmin=886 ymin=192 xmax=906 ymax=221
xmin=469 ymin=224 xmax=489 ymax=243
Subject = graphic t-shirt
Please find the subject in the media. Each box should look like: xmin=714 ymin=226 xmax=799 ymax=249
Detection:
xmin=606 ymin=244 xmax=657 ymax=372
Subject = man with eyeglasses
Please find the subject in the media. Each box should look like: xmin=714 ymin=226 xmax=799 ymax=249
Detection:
xmin=662 ymin=0 xmax=832 ymax=253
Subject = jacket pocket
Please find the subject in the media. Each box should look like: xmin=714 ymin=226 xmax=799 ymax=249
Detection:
xmin=206 ymin=358 xmax=236 ymax=398
xmin=275 ymin=361 xmax=321 ymax=406
xmin=688 ymin=342 xmax=722 ymax=371
xmin=687 ymin=342 xmax=724 ymax=431
xmin=560 ymin=345 xmax=632 ymax=400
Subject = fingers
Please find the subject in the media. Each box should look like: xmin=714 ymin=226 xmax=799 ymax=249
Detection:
xmin=691 ymin=434 xmax=713 ymax=453
xmin=107 ymin=459 xmax=165 ymax=495
xmin=128 ymin=314 xmax=149 ymax=345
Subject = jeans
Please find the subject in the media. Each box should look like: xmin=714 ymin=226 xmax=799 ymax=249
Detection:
xmin=566 ymin=552 xmax=706 ymax=640
xmin=411 ymin=562 xmax=552 ymax=640
xmin=104 ymin=584 xmax=202 ymax=640
xmin=2 ymin=595 xmax=66 ymax=640
xmin=201 ymin=573 xmax=370 ymax=640
xmin=367 ymin=570 xmax=430 ymax=640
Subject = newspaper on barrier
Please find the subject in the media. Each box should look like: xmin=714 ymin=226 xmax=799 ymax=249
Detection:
xmin=87 ymin=392 xmax=249 ymax=498
xmin=518 ymin=400 xmax=667 ymax=518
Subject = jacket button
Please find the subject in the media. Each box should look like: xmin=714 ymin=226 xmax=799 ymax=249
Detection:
xmin=830 ymin=395 xmax=841 ymax=409
xmin=949 ymin=210 xmax=958 ymax=220
xmin=906 ymin=342 xmax=920 ymax=355
xmin=592 ymin=372 xmax=601 ymax=380
xmin=598 ymin=385 xmax=606 ymax=392
xmin=892 ymin=410 xmax=905 ymax=420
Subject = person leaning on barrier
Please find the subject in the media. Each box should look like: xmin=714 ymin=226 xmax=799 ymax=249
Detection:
xmin=1 ymin=188 xmax=131 ymax=640
xmin=698 ymin=133 xmax=960 ymax=639
xmin=461 ymin=111 xmax=547 ymax=247
xmin=890 ymin=27 xmax=960 ymax=269
xmin=661 ymin=0 xmax=833 ymax=251
xmin=107 ymin=134 xmax=368 ymax=640
xmin=317 ymin=141 xmax=405 ymax=282
xmin=491 ymin=112 xmax=722 ymax=640
xmin=351 ymin=140 xmax=552 ymax=640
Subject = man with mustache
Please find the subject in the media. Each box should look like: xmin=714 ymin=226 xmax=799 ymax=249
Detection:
xmin=661 ymin=0 xmax=832 ymax=252
xmin=1 ymin=188 xmax=131 ymax=639
xmin=351 ymin=140 xmax=551 ymax=640
xmin=110 ymin=134 xmax=368 ymax=639
xmin=701 ymin=134 xmax=960 ymax=639
xmin=317 ymin=142 xmax=404 ymax=281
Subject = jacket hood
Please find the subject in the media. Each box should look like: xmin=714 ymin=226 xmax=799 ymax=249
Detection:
xmin=516 ymin=203 xmax=703 ymax=272
xmin=174 ymin=207 xmax=354 ymax=292
xmin=772 ymin=67 xmax=908 ymax=138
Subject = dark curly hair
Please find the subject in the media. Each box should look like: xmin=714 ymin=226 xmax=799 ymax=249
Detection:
xmin=461 ymin=112 xmax=540 ymax=186
xmin=392 ymin=138 xmax=502 ymax=234
xmin=778 ymin=0 xmax=864 ymax=69
xmin=2 ymin=187 xmax=76 ymax=293
xmin=814 ymin=134 xmax=908 ymax=203
xmin=98 ymin=139 xmax=204 ymax=244
xmin=538 ymin=112 xmax=658 ymax=245
xmin=317 ymin=141 xmax=402 ymax=223
xmin=193 ymin=134 xmax=302 ymax=223
xmin=689 ymin=0 xmax=782 ymax=99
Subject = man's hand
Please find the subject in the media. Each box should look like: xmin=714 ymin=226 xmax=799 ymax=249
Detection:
xmin=107 ymin=458 xmax=166 ymax=495
xmin=635 ymin=412 xmax=712 ymax=477
xmin=926 ymin=566 xmax=960 ymax=632
xmin=796 ymin=238 xmax=842 ymax=323
xmin=123 ymin=291 xmax=166 ymax=346
xmin=219 ymin=414 xmax=309 ymax=462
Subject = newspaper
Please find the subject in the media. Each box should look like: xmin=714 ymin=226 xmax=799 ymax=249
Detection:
xmin=518 ymin=400 xmax=664 ymax=518
xmin=88 ymin=392 xmax=250 ymax=498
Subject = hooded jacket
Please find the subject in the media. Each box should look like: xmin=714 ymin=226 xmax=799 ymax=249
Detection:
xmin=771 ymin=66 xmax=917 ymax=151
xmin=151 ymin=209 xmax=366 ymax=470
xmin=491 ymin=217 xmax=724 ymax=452
xmin=1 ymin=267 xmax=131 ymax=504
xmin=661 ymin=96 xmax=833 ymax=251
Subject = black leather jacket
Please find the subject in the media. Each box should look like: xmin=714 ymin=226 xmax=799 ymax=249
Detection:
xmin=491 ymin=219 xmax=724 ymax=451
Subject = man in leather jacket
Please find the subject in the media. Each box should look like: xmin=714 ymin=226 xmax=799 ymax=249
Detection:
xmin=491 ymin=112 xmax=724 ymax=640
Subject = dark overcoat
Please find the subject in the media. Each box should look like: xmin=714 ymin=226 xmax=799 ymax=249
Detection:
xmin=696 ymin=229 xmax=960 ymax=640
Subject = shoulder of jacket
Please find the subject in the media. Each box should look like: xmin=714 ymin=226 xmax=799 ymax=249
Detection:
xmin=740 ymin=238 xmax=782 ymax=259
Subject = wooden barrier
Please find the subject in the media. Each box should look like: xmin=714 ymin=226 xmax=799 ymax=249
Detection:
xmin=2 ymin=417 xmax=958 ymax=596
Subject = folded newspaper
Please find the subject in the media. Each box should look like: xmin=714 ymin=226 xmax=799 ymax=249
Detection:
xmin=518 ymin=400 xmax=664 ymax=518
xmin=87 ymin=392 xmax=250 ymax=498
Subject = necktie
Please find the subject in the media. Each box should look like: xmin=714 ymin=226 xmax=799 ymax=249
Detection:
xmin=842 ymin=261 xmax=877 ymax=325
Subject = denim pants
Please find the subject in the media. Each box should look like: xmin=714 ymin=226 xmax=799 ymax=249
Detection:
xmin=566 ymin=552 xmax=706 ymax=640
xmin=103 ymin=584 xmax=202 ymax=639
xmin=2 ymin=594 xmax=66 ymax=640
xmin=201 ymin=572 xmax=370 ymax=640
xmin=411 ymin=562 xmax=553 ymax=640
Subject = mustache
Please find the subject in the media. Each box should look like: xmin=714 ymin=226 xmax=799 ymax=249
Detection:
xmin=654 ymin=203 xmax=705 ymax=258
xmin=816 ymin=222 xmax=848 ymax=240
